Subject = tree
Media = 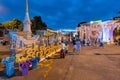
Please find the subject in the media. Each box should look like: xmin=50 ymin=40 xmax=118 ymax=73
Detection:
xmin=2 ymin=16 xmax=48 ymax=33
xmin=12 ymin=18 xmax=23 ymax=31
xmin=77 ymin=22 xmax=87 ymax=27
xmin=0 ymin=23 xmax=2 ymax=27
xmin=31 ymin=16 xmax=47 ymax=33
xmin=113 ymin=16 xmax=120 ymax=20
xmin=2 ymin=18 xmax=23 ymax=30
xmin=117 ymin=11 xmax=120 ymax=14
xmin=3 ymin=21 xmax=14 ymax=29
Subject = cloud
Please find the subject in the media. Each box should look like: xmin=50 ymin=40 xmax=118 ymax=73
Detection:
xmin=0 ymin=4 xmax=8 ymax=15
xmin=0 ymin=0 xmax=120 ymax=30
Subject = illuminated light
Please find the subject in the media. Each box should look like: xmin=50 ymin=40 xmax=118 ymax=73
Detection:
xmin=107 ymin=42 xmax=110 ymax=45
xmin=110 ymin=42 xmax=114 ymax=44
xmin=90 ymin=20 xmax=102 ymax=24
xmin=90 ymin=21 xmax=93 ymax=24
xmin=102 ymin=27 xmax=110 ymax=42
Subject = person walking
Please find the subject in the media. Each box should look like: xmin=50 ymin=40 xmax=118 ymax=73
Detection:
xmin=72 ymin=38 xmax=77 ymax=54
xmin=60 ymin=41 xmax=66 ymax=58
xmin=76 ymin=39 xmax=81 ymax=55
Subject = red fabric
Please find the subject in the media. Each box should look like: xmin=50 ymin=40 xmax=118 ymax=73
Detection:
xmin=60 ymin=49 xmax=65 ymax=58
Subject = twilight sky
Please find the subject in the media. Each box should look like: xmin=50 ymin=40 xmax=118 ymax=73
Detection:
xmin=0 ymin=0 xmax=120 ymax=30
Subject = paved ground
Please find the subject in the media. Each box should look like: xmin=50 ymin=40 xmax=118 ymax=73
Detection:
xmin=0 ymin=44 xmax=120 ymax=80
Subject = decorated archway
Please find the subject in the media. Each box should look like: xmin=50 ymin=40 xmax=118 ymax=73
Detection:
xmin=77 ymin=20 xmax=120 ymax=44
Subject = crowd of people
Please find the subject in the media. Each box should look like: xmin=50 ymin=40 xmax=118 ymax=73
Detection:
xmin=60 ymin=37 xmax=120 ymax=58
xmin=60 ymin=37 xmax=81 ymax=58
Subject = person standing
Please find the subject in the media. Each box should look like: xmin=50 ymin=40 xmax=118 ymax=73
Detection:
xmin=76 ymin=39 xmax=81 ymax=55
xmin=65 ymin=43 xmax=69 ymax=55
xmin=99 ymin=38 xmax=104 ymax=47
xmin=60 ymin=41 xmax=66 ymax=58
xmin=72 ymin=38 xmax=77 ymax=54
xmin=118 ymin=38 xmax=120 ymax=46
xmin=86 ymin=39 xmax=90 ymax=46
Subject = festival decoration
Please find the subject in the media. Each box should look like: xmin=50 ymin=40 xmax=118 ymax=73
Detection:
xmin=2 ymin=55 xmax=16 ymax=77
xmin=77 ymin=20 xmax=120 ymax=45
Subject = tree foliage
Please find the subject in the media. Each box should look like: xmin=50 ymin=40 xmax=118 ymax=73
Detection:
xmin=77 ymin=22 xmax=87 ymax=27
xmin=1 ymin=16 xmax=48 ymax=33
xmin=31 ymin=16 xmax=47 ymax=33
xmin=113 ymin=16 xmax=120 ymax=20
xmin=3 ymin=21 xmax=13 ymax=29
xmin=12 ymin=18 xmax=23 ymax=31
xmin=2 ymin=18 xmax=23 ymax=30
xmin=0 ymin=23 xmax=2 ymax=27
xmin=117 ymin=11 xmax=120 ymax=14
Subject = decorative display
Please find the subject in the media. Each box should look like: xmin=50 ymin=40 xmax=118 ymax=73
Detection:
xmin=2 ymin=55 xmax=16 ymax=77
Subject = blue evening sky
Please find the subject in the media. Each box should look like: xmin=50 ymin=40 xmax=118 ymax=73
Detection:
xmin=0 ymin=0 xmax=120 ymax=30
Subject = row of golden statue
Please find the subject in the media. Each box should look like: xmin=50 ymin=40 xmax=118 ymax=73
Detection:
xmin=2 ymin=42 xmax=61 ymax=77
xmin=16 ymin=42 xmax=61 ymax=63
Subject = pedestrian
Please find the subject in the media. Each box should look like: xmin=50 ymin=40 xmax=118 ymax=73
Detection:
xmin=60 ymin=41 xmax=65 ymax=58
xmin=99 ymin=38 xmax=104 ymax=47
xmin=72 ymin=38 xmax=77 ymax=54
xmin=65 ymin=43 xmax=69 ymax=55
xmin=114 ymin=39 xmax=117 ymax=45
xmin=76 ymin=39 xmax=81 ymax=55
xmin=93 ymin=38 xmax=98 ymax=47
xmin=118 ymin=38 xmax=120 ymax=46
xmin=82 ymin=39 xmax=85 ymax=46
xmin=86 ymin=39 xmax=90 ymax=46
